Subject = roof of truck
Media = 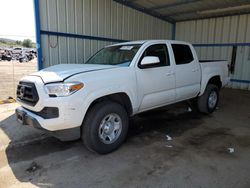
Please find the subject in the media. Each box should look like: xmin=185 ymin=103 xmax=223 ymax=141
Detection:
xmin=107 ymin=40 xmax=190 ymax=47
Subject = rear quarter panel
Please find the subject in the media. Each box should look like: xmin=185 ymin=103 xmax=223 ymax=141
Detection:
xmin=199 ymin=61 xmax=229 ymax=95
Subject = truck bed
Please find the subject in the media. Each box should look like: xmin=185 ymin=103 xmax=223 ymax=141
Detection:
xmin=199 ymin=60 xmax=229 ymax=91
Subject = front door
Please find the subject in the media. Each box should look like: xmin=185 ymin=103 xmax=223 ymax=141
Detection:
xmin=136 ymin=44 xmax=176 ymax=111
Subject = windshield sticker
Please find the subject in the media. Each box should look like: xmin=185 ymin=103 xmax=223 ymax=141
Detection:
xmin=120 ymin=46 xmax=134 ymax=50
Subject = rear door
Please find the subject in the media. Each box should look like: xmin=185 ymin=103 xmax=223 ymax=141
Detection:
xmin=171 ymin=43 xmax=201 ymax=101
xmin=136 ymin=43 xmax=176 ymax=111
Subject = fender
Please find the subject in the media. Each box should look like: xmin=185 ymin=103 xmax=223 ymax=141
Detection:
xmin=199 ymin=74 xmax=221 ymax=96
xmin=78 ymin=86 xmax=136 ymax=125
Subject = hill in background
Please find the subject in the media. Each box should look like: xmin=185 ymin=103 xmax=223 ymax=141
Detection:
xmin=0 ymin=38 xmax=36 ymax=48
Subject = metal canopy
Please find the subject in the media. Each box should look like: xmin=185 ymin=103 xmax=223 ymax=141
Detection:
xmin=114 ymin=0 xmax=250 ymax=23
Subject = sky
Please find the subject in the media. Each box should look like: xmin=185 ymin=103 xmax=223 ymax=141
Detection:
xmin=0 ymin=0 xmax=35 ymax=42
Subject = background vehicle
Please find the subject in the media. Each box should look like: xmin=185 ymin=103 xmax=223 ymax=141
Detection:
xmin=12 ymin=47 xmax=23 ymax=54
xmin=0 ymin=49 xmax=12 ymax=61
xmin=19 ymin=51 xmax=34 ymax=63
xmin=16 ymin=40 xmax=229 ymax=154
xmin=0 ymin=47 xmax=36 ymax=62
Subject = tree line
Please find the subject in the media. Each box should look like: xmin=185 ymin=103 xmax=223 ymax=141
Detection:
xmin=0 ymin=38 xmax=35 ymax=48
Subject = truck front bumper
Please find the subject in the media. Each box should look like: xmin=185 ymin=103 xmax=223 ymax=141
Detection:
xmin=16 ymin=107 xmax=80 ymax=141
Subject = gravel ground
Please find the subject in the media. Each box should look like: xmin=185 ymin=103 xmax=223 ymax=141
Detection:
xmin=0 ymin=60 xmax=36 ymax=100
xmin=0 ymin=88 xmax=250 ymax=188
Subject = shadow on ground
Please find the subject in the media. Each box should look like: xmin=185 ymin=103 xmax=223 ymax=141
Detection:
xmin=1 ymin=101 xmax=205 ymax=186
xmin=1 ymin=88 xmax=250 ymax=187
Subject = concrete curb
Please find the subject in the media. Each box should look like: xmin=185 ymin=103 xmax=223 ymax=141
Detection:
xmin=0 ymin=99 xmax=16 ymax=105
xmin=0 ymin=102 xmax=19 ymax=114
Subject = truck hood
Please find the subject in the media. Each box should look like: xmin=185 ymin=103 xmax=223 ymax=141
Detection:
xmin=31 ymin=64 xmax=117 ymax=83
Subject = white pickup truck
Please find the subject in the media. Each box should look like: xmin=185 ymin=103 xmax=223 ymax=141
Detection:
xmin=16 ymin=40 xmax=229 ymax=154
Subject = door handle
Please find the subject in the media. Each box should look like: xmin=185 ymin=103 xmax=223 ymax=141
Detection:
xmin=166 ymin=71 xmax=175 ymax=76
xmin=192 ymin=68 xmax=199 ymax=72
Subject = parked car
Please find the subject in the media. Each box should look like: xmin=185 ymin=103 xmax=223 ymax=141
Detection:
xmin=12 ymin=47 xmax=23 ymax=54
xmin=19 ymin=52 xmax=34 ymax=63
xmin=0 ymin=47 xmax=35 ymax=62
xmin=16 ymin=40 xmax=229 ymax=154
xmin=0 ymin=49 xmax=12 ymax=61
xmin=11 ymin=48 xmax=23 ymax=60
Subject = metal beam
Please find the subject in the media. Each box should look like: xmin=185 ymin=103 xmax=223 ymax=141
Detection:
xmin=40 ymin=30 xmax=128 ymax=43
xmin=193 ymin=42 xmax=250 ymax=47
xmin=176 ymin=10 xmax=250 ymax=22
xmin=230 ymin=79 xmax=250 ymax=84
xmin=165 ymin=9 xmax=197 ymax=17
xmin=33 ymin=0 xmax=43 ymax=70
xmin=172 ymin=23 xmax=176 ymax=40
xmin=164 ymin=2 xmax=250 ymax=17
xmin=113 ymin=0 xmax=175 ymax=24
xmin=150 ymin=0 xmax=201 ymax=10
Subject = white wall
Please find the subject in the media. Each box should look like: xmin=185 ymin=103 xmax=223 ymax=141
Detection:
xmin=176 ymin=14 xmax=250 ymax=90
xmin=39 ymin=0 xmax=172 ymax=67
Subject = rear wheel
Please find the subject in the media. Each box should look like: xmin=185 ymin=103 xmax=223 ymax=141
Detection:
xmin=82 ymin=101 xmax=129 ymax=154
xmin=197 ymin=84 xmax=219 ymax=114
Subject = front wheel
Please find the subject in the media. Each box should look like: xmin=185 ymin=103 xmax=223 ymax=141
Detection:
xmin=82 ymin=101 xmax=129 ymax=154
xmin=197 ymin=84 xmax=219 ymax=114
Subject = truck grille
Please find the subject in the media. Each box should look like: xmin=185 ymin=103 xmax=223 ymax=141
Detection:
xmin=16 ymin=81 xmax=39 ymax=106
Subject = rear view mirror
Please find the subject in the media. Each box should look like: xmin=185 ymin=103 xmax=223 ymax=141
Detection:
xmin=140 ymin=56 xmax=160 ymax=67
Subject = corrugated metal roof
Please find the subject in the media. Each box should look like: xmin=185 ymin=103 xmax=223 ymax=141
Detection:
xmin=116 ymin=0 xmax=250 ymax=22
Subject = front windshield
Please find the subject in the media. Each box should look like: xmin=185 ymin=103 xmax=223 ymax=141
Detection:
xmin=85 ymin=44 xmax=141 ymax=66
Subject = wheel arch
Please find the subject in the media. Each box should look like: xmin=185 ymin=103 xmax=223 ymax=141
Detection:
xmin=207 ymin=76 xmax=222 ymax=89
xmin=81 ymin=91 xmax=132 ymax=122
xmin=87 ymin=92 xmax=133 ymax=116
xmin=199 ymin=75 xmax=222 ymax=96
xmin=80 ymin=92 xmax=133 ymax=136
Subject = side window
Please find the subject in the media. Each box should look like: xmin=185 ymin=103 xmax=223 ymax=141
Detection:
xmin=171 ymin=44 xmax=194 ymax=65
xmin=139 ymin=44 xmax=170 ymax=68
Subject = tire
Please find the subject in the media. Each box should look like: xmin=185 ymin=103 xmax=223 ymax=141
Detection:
xmin=82 ymin=101 xmax=129 ymax=154
xmin=197 ymin=84 xmax=219 ymax=114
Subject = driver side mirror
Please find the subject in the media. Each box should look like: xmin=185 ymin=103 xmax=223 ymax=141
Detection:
xmin=140 ymin=56 xmax=160 ymax=68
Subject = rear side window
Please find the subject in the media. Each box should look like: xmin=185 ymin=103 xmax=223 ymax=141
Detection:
xmin=171 ymin=44 xmax=194 ymax=65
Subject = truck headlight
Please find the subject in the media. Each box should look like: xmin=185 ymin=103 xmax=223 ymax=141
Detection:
xmin=45 ymin=82 xmax=84 ymax=97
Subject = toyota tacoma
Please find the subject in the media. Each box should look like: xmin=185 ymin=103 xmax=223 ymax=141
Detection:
xmin=16 ymin=40 xmax=229 ymax=154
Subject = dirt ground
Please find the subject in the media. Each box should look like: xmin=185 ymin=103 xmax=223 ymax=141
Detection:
xmin=0 ymin=60 xmax=37 ymax=100
xmin=0 ymin=88 xmax=250 ymax=188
